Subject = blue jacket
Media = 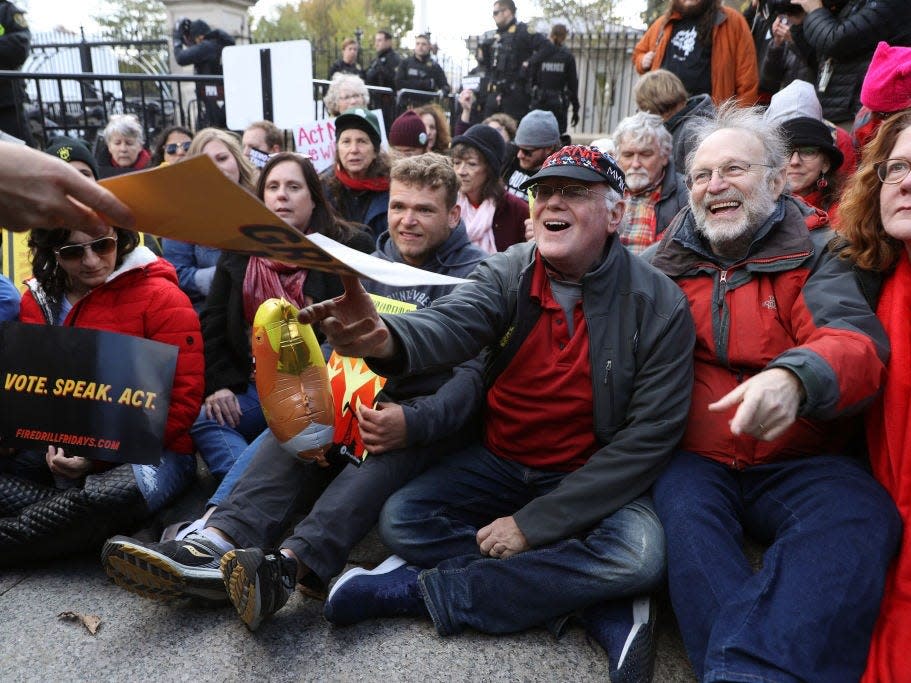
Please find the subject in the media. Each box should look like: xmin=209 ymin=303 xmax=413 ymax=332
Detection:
xmin=0 ymin=274 xmax=20 ymax=322
xmin=162 ymin=239 xmax=221 ymax=311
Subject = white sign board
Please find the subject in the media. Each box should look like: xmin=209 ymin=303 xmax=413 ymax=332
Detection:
xmin=223 ymin=40 xmax=314 ymax=130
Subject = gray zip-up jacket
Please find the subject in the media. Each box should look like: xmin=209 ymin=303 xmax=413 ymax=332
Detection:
xmin=368 ymin=237 xmax=695 ymax=546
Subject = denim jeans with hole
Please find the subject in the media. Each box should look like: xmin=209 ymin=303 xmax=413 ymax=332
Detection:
xmin=379 ymin=444 xmax=666 ymax=637
xmin=189 ymin=382 xmax=267 ymax=479
xmin=653 ymin=450 xmax=901 ymax=683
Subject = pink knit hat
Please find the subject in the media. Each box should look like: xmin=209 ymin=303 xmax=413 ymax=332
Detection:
xmin=860 ymin=42 xmax=911 ymax=114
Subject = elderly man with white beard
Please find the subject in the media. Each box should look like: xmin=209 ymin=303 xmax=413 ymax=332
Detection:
xmin=612 ymin=112 xmax=688 ymax=254
xmin=648 ymin=103 xmax=901 ymax=683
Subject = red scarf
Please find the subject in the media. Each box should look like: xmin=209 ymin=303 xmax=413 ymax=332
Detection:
xmin=242 ymin=257 xmax=309 ymax=324
xmin=112 ymin=147 xmax=151 ymax=170
xmin=863 ymin=250 xmax=911 ymax=683
xmin=335 ymin=164 xmax=390 ymax=192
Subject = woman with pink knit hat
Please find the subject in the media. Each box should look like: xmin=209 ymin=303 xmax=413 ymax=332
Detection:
xmin=853 ymin=41 xmax=911 ymax=150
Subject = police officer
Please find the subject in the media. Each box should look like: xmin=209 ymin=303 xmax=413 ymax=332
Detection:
xmin=173 ymin=18 xmax=235 ymax=127
xmin=529 ymin=24 xmax=580 ymax=136
xmin=395 ymin=34 xmax=450 ymax=108
xmin=479 ymin=0 xmax=548 ymax=122
xmin=365 ymin=30 xmax=402 ymax=90
xmin=0 ymin=1 xmax=33 ymax=146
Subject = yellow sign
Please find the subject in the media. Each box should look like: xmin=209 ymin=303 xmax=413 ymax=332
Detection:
xmin=1 ymin=229 xmax=32 ymax=292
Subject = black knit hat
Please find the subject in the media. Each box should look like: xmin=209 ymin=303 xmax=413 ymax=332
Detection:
xmin=45 ymin=136 xmax=99 ymax=179
xmin=780 ymin=117 xmax=844 ymax=171
xmin=452 ymin=124 xmax=506 ymax=173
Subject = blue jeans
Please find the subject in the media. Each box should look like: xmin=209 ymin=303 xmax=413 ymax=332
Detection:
xmin=653 ymin=451 xmax=901 ymax=683
xmin=190 ymin=383 xmax=267 ymax=479
xmin=207 ymin=428 xmax=269 ymax=508
xmin=131 ymin=450 xmax=196 ymax=513
xmin=379 ymin=444 xmax=666 ymax=637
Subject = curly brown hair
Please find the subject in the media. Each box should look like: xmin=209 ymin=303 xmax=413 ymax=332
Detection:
xmin=834 ymin=111 xmax=911 ymax=272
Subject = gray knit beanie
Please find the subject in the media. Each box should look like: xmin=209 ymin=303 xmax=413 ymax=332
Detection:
xmin=514 ymin=110 xmax=561 ymax=148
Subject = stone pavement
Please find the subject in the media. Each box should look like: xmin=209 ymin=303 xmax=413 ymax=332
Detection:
xmin=0 ymin=529 xmax=696 ymax=682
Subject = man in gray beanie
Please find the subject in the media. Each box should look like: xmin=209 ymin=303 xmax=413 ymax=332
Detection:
xmin=501 ymin=109 xmax=561 ymax=201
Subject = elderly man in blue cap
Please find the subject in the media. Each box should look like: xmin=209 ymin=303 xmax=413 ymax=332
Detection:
xmin=298 ymin=145 xmax=696 ymax=681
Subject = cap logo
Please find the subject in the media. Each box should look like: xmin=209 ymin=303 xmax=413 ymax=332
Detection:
xmin=542 ymin=146 xmax=626 ymax=194
xmin=57 ymin=147 xmax=72 ymax=162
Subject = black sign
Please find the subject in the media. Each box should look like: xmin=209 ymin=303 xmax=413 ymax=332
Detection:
xmin=0 ymin=322 xmax=178 ymax=465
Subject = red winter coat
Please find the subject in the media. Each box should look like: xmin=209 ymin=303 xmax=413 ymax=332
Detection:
xmin=650 ymin=196 xmax=888 ymax=468
xmin=20 ymin=247 xmax=204 ymax=457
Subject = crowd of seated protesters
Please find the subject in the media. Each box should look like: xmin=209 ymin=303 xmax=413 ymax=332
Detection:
xmin=3 ymin=11 xmax=911 ymax=679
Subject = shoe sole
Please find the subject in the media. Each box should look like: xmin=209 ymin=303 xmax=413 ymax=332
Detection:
xmin=101 ymin=537 xmax=227 ymax=604
xmin=326 ymin=554 xmax=407 ymax=603
xmin=222 ymin=550 xmax=267 ymax=631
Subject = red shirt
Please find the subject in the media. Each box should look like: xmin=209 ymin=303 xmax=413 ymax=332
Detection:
xmin=484 ymin=254 xmax=597 ymax=471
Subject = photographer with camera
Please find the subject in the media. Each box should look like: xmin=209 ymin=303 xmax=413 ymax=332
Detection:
xmin=173 ymin=17 xmax=235 ymax=128
xmin=784 ymin=0 xmax=911 ymax=128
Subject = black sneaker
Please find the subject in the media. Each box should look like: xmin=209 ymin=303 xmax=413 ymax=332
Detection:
xmin=221 ymin=548 xmax=297 ymax=631
xmin=101 ymin=532 xmax=228 ymax=603
xmin=582 ymin=596 xmax=657 ymax=683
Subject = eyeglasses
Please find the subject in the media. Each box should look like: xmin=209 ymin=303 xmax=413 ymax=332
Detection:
xmin=528 ymin=184 xmax=610 ymax=202
xmin=686 ymin=162 xmax=774 ymax=190
xmin=789 ymin=146 xmax=822 ymax=161
xmin=54 ymin=235 xmax=118 ymax=262
xmin=338 ymin=93 xmax=364 ymax=102
xmin=874 ymin=158 xmax=911 ymax=184
xmin=492 ymin=8 xmax=506 ymax=15
xmin=517 ymin=147 xmax=540 ymax=157
xmin=164 ymin=141 xmax=191 ymax=155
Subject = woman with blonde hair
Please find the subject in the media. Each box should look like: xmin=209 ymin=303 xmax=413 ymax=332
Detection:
xmin=163 ymin=128 xmax=256 ymax=313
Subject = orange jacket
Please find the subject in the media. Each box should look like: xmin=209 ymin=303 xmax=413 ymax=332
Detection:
xmin=633 ymin=6 xmax=759 ymax=107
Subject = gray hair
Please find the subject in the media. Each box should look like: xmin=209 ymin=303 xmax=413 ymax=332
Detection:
xmin=684 ymin=100 xmax=788 ymax=176
xmin=612 ymin=112 xmax=672 ymax=159
xmin=103 ymin=113 xmax=144 ymax=144
xmin=324 ymin=73 xmax=369 ymax=116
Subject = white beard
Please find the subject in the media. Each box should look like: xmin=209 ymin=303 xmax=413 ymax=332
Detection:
xmin=691 ymin=182 xmax=779 ymax=258
xmin=624 ymin=169 xmax=652 ymax=193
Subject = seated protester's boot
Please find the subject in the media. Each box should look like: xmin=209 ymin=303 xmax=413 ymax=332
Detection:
xmin=102 ymin=531 xmax=229 ymax=604
xmin=0 ymin=464 xmax=148 ymax=567
xmin=0 ymin=474 xmax=58 ymax=517
xmin=221 ymin=548 xmax=299 ymax=631
xmin=580 ymin=596 xmax=657 ymax=683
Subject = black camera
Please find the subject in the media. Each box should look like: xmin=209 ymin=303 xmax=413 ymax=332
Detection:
xmin=766 ymin=0 xmax=803 ymax=14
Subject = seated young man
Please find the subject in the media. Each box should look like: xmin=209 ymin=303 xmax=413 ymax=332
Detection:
xmin=101 ymin=153 xmax=487 ymax=622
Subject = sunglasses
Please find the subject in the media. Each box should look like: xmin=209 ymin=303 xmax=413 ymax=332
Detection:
xmin=165 ymin=141 xmax=192 ymax=155
xmin=54 ymin=235 xmax=118 ymax=262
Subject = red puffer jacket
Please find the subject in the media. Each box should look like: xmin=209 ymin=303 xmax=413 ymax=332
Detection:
xmin=19 ymin=247 xmax=204 ymax=457
xmin=651 ymin=196 xmax=888 ymax=468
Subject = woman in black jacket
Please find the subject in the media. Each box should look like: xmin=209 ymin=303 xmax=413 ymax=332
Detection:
xmin=790 ymin=0 xmax=911 ymax=125
xmin=192 ymin=153 xmax=373 ymax=480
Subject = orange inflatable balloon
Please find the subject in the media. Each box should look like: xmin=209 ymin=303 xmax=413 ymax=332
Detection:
xmin=251 ymin=298 xmax=334 ymax=462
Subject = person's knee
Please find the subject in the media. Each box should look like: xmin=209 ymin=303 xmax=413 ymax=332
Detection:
xmin=377 ymin=488 xmax=416 ymax=553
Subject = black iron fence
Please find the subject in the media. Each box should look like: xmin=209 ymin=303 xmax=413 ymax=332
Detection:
xmin=4 ymin=25 xmax=645 ymax=150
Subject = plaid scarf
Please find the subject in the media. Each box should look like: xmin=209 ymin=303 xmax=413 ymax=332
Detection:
xmin=618 ymin=187 xmax=661 ymax=255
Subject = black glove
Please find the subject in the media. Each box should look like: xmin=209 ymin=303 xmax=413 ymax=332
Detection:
xmin=570 ymin=108 xmax=580 ymax=127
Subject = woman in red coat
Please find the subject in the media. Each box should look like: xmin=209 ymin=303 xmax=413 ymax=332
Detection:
xmin=0 ymin=226 xmax=204 ymax=566
xmin=836 ymin=110 xmax=911 ymax=682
